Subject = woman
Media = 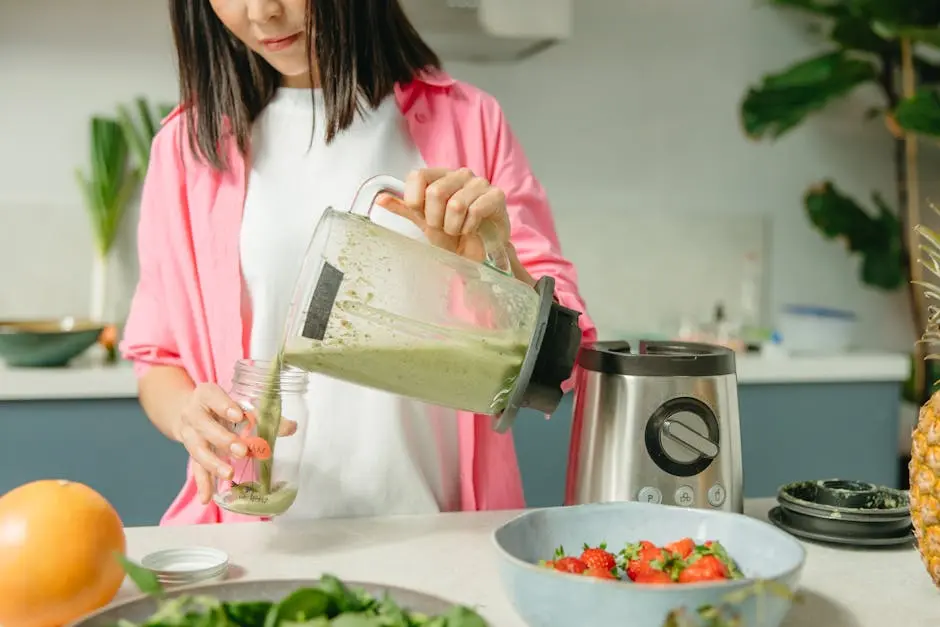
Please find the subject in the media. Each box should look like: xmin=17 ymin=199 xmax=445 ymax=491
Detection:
xmin=120 ymin=0 xmax=596 ymax=525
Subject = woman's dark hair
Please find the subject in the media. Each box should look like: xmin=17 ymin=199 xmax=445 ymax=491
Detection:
xmin=169 ymin=0 xmax=441 ymax=170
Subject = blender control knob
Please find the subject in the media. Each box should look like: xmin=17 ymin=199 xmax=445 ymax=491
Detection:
xmin=644 ymin=397 xmax=721 ymax=478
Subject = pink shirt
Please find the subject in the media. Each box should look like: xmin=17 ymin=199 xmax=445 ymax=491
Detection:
xmin=119 ymin=69 xmax=597 ymax=525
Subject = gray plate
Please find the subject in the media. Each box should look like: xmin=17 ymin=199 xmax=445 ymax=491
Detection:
xmin=69 ymin=579 xmax=456 ymax=626
xmin=768 ymin=507 xmax=914 ymax=548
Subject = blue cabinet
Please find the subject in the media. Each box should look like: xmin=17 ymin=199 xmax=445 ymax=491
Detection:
xmin=0 ymin=380 xmax=902 ymax=526
xmin=0 ymin=399 xmax=188 ymax=527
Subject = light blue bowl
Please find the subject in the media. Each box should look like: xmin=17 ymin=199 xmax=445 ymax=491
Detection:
xmin=493 ymin=502 xmax=805 ymax=627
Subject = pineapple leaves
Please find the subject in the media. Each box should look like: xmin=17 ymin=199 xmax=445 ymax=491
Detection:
xmin=915 ymin=203 xmax=940 ymax=360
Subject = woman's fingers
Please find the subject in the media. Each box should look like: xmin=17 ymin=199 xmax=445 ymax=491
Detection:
xmin=278 ymin=417 xmax=298 ymax=437
xmin=425 ymin=169 xmax=474 ymax=229
xmin=404 ymin=168 xmax=445 ymax=219
xmin=180 ymin=422 xmax=234 ymax=481
xmin=194 ymin=461 xmax=215 ymax=505
xmin=442 ymin=176 xmax=488 ymax=235
xmin=375 ymin=193 xmax=422 ymax=224
xmin=462 ymin=186 xmax=505 ymax=236
xmin=193 ymin=383 xmax=245 ymax=425
xmin=404 ymin=168 xmax=469 ymax=229
xmin=188 ymin=407 xmax=247 ymax=457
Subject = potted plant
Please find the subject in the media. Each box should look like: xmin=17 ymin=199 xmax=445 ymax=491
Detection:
xmin=738 ymin=0 xmax=940 ymax=406
xmin=75 ymin=97 xmax=174 ymax=360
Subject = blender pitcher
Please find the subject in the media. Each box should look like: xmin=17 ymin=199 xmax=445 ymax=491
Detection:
xmin=280 ymin=175 xmax=582 ymax=432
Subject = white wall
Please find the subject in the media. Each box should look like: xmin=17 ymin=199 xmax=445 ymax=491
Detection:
xmin=0 ymin=0 xmax=929 ymax=350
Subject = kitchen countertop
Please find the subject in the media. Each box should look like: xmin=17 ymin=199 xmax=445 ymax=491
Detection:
xmin=0 ymin=352 xmax=911 ymax=401
xmin=110 ymin=499 xmax=938 ymax=626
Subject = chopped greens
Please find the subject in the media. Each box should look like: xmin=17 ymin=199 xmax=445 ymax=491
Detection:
xmin=110 ymin=557 xmax=487 ymax=627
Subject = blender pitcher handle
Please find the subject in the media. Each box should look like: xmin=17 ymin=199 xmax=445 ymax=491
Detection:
xmin=349 ymin=175 xmax=513 ymax=275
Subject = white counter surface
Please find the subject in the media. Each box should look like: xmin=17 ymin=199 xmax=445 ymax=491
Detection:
xmin=0 ymin=352 xmax=910 ymax=401
xmin=110 ymin=498 xmax=937 ymax=626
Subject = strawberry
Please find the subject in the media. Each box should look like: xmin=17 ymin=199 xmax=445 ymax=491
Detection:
xmin=664 ymin=537 xmax=695 ymax=559
xmin=621 ymin=541 xmax=664 ymax=581
xmin=678 ymin=554 xmax=727 ymax=583
xmin=554 ymin=557 xmax=587 ymax=574
xmin=579 ymin=543 xmax=618 ymax=573
xmin=538 ymin=559 xmax=555 ymax=569
xmin=633 ymin=569 xmax=675 ymax=585
xmin=583 ymin=566 xmax=618 ymax=580
xmin=550 ymin=545 xmax=587 ymax=574
xmin=698 ymin=540 xmax=744 ymax=579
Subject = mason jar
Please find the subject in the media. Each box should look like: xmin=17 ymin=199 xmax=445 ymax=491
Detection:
xmin=213 ymin=359 xmax=309 ymax=517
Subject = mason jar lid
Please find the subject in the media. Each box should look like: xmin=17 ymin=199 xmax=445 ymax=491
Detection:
xmin=140 ymin=547 xmax=230 ymax=586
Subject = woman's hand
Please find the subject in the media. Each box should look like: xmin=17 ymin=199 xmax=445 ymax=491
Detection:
xmin=376 ymin=168 xmax=535 ymax=286
xmin=175 ymin=383 xmax=297 ymax=504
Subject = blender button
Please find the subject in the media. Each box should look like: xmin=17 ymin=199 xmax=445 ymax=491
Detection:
xmin=707 ymin=484 xmax=726 ymax=507
xmin=637 ymin=487 xmax=662 ymax=504
xmin=674 ymin=485 xmax=695 ymax=507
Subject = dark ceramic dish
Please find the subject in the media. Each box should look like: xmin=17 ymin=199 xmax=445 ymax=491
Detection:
xmin=768 ymin=507 xmax=914 ymax=548
xmin=68 ymin=579 xmax=458 ymax=626
xmin=0 ymin=318 xmax=104 ymax=367
xmin=772 ymin=503 xmax=912 ymax=538
xmin=777 ymin=479 xmax=910 ymax=521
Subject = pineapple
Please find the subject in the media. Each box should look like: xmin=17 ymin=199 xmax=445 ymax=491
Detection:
xmin=911 ymin=217 xmax=940 ymax=587
xmin=910 ymin=397 xmax=940 ymax=585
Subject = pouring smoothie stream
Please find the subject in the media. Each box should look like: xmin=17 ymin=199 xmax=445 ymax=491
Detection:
xmin=214 ymin=175 xmax=582 ymax=518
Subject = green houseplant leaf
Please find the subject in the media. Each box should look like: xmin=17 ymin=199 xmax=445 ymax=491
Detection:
xmin=740 ymin=51 xmax=879 ymax=140
xmin=804 ymin=181 xmax=905 ymax=289
xmin=886 ymin=27 xmax=940 ymax=47
xmin=116 ymin=97 xmax=178 ymax=175
xmin=861 ymin=0 xmax=940 ymax=30
xmin=894 ymin=87 xmax=940 ymax=138
xmin=764 ymin=0 xmax=848 ymax=19
xmin=830 ymin=15 xmax=895 ymax=54
xmin=75 ymin=116 xmax=139 ymax=257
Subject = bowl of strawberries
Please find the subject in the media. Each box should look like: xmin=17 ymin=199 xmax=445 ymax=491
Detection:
xmin=492 ymin=501 xmax=804 ymax=627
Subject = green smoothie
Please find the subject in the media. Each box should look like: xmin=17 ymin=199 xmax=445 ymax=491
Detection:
xmin=237 ymin=292 xmax=531 ymax=519
xmin=214 ymin=481 xmax=298 ymax=517
xmin=284 ymin=334 xmax=528 ymax=414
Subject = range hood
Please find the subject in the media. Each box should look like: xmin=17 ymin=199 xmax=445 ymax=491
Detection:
xmin=400 ymin=0 xmax=573 ymax=63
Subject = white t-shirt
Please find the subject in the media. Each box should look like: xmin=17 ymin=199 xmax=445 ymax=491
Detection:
xmin=239 ymin=88 xmax=460 ymax=519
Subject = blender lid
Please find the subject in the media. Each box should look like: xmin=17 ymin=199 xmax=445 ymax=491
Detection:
xmin=578 ymin=340 xmax=736 ymax=377
xmin=493 ymin=276 xmax=583 ymax=433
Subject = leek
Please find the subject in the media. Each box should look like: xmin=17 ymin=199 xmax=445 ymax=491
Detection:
xmin=76 ymin=97 xmax=174 ymax=323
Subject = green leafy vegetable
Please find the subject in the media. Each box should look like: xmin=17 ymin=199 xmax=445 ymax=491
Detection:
xmin=114 ymin=553 xmax=164 ymax=599
xmin=112 ymin=557 xmax=487 ymax=627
